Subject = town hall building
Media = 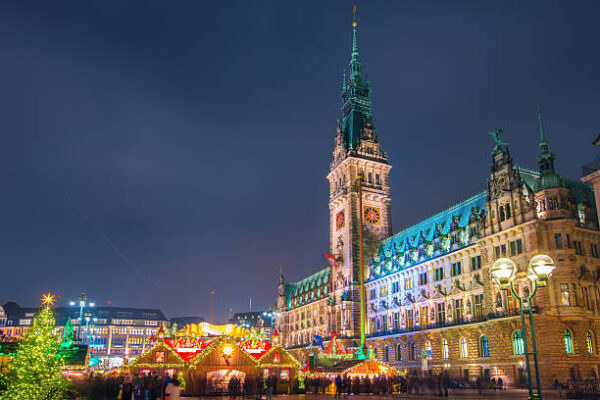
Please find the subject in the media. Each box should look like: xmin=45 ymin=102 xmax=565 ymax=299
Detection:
xmin=275 ymin=14 xmax=600 ymax=387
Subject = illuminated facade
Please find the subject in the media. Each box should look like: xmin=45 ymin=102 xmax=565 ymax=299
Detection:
xmin=276 ymin=14 xmax=600 ymax=387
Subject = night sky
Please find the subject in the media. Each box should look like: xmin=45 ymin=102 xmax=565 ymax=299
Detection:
xmin=1 ymin=1 xmax=599 ymax=321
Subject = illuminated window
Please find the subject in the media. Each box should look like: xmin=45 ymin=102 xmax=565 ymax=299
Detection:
xmin=560 ymin=284 xmax=571 ymax=306
xmin=441 ymin=339 xmax=449 ymax=359
xmin=513 ymin=331 xmax=525 ymax=355
xmin=460 ymin=337 xmax=468 ymax=358
xmin=406 ymin=310 xmax=414 ymax=329
xmin=564 ymin=329 xmax=574 ymax=354
xmin=380 ymin=285 xmax=388 ymax=297
xmin=587 ymin=331 xmax=595 ymax=355
xmin=479 ymin=335 xmax=489 ymax=357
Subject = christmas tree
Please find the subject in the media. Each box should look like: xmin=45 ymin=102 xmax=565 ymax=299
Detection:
xmin=2 ymin=294 xmax=73 ymax=400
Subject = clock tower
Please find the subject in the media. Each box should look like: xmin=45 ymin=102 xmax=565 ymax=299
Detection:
xmin=326 ymin=13 xmax=392 ymax=338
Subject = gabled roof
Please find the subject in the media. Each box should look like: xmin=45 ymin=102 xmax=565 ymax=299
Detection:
xmin=128 ymin=340 xmax=186 ymax=368
xmin=188 ymin=336 xmax=258 ymax=368
xmin=257 ymin=344 xmax=302 ymax=368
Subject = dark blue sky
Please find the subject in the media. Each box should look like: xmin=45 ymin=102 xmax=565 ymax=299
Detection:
xmin=1 ymin=1 xmax=599 ymax=320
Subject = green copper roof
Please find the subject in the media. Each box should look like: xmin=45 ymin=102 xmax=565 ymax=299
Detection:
xmin=340 ymin=12 xmax=372 ymax=151
xmin=285 ymin=267 xmax=330 ymax=310
xmin=534 ymin=111 xmax=565 ymax=191
xmin=368 ymin=192 xmax=487 ymax=281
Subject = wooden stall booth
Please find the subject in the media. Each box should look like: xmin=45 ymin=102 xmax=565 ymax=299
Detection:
xmin=185 ymin=336 xmax=261 ymax=395
xmin=257 ymin=344 xmax=302 ymax=394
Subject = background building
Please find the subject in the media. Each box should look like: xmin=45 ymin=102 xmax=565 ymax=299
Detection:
xmin=230 ymin=310 xmax=275 ymax=338
xmin=276 ymin=14 xmax=600 ymax=387
xmin=0 ymin=301 xmax=168 ymax=367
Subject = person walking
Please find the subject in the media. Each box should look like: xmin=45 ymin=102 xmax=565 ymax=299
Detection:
xmin=119 ymin=375 xmax=135 ymax=400
xmin=335 ymin=375 xmax=343 ymax=399
xmin=165 ymin=375 xmax=181 ymax=400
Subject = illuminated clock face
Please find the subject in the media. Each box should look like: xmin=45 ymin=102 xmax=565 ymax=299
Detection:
xmin=336 ymin=210 xmax=345 ymax=230
xmin=364 ymin=206 xmax=381 ymax=225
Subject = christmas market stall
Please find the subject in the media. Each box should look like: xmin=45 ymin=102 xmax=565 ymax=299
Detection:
xmin=257 ymin=344 xmax=302 ymax=394
xmin=299 ymin=333 xmax=403 ymax=394
xmin=125 ymin=323 xmax=303 ymax=396
xmin=186 ymin=336 xmax=263 ymax=394
xmin=126 ymin=338 xmax=187 ymax=377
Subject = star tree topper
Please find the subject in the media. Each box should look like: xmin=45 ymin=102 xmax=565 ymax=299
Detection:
xmin=42 ymin=293 xmax=56 ymax=306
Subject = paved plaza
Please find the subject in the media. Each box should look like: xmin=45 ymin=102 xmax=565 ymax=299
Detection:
xmin=183 ymin=388 xmax=566 ymax=399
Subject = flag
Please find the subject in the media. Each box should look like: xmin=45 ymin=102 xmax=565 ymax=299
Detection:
xmin=314 ymin=334 xmax=325 ymax=350
xmin=324 ymin=254 xmax=338 ymax=270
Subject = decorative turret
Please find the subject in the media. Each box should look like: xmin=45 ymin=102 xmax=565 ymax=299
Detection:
xmin=535 ymin=111 xmax=565 ymax=191
xmin=486 ymin=127 xmax=536 ymax=233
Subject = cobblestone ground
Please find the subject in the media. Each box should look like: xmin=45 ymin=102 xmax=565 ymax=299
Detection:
xmin=183 ymin=388 xmax=566 ymax=399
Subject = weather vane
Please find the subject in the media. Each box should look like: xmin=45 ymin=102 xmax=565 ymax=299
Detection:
xmin=489 ymin=127 xmax=507 ymax=151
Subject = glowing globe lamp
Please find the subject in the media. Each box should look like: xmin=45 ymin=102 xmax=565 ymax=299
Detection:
xmin=529 ymin=254 xmax=556 ymax=283
xmin=491 ymin=258 xmax=516 ymax=288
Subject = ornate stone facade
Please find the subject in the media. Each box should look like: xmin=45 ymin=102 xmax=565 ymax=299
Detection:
xmin=275 ymin=16 xmax=600 ymax=388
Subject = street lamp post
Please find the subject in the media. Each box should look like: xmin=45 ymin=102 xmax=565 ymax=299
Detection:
xmin=69 ymin=292 xmax=95 ymax=344
xmin=490 ymin=255 xmax=556 ymax=400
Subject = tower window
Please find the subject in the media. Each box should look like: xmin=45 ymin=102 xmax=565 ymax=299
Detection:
xmin=499 ymin=206 xmax=505 ymax=221
xmin=460 ymin=337 xmax=468 ymax=358
xmin=587 ymin=331 xmax=595 ymax=355
xmin=564 ymin=329 xmax=574 ymax=354
xmin=513 ymin=331 xmax=525 ymax=355
xmin=375 ymin=174 xmax=380 ymax=185
xmin=442 ymin=339 xmax=449 ymax=359
xmin=506 ymin=203 xmax=511 ymax=218
xmin=368 ymin=172 xmax=373 ymax=183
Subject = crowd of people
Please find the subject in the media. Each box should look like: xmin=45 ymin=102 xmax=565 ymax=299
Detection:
xmin=73 ymin=372 xmax=181 ymax=400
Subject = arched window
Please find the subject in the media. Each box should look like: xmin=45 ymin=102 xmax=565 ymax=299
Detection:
xmin=513 ymin=331 xmax=525 ymax=355
xmin=409 ymin=342 xmax=416 ymax=361
xmin=564 ymin=329 xmax=574 ymax=354
xmin=460 ymin=337 xmax=468 ymax=358
xmin=396 ymin=344 xmax=402 ymax=361
xmin=375 ymin=174 xmax=380 ymax=185
xmin=368 ymin=172 xmax=373 ymax=183
xmin=499 ymin=206 xmax=505 ymax=221
xmin=479 ymin=335 xmax=490 ymax=357
xmin=442 ymin=339 xmax=449 ymax=359
xmin=373 ymin=347 xmax=378 ymax=359
xmin=587 ymin=331 xmax=595 ymax=355
xmin=384 ymin=346 xmax=390 ymax=362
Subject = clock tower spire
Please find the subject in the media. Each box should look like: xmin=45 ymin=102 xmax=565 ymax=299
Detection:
xmin=326 ymin=8 xmax=392 ymax=339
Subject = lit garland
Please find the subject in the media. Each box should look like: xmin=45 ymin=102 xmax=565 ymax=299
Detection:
xmin=188 ymin=336 xmax=258 ymax=367
xmin=257 ymin=344 xmax=302 ymax=369
xmin=127 ymin=341 xmax=185 ymax=369
xmin=2 ymin=297 xmax=73 ymax=399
